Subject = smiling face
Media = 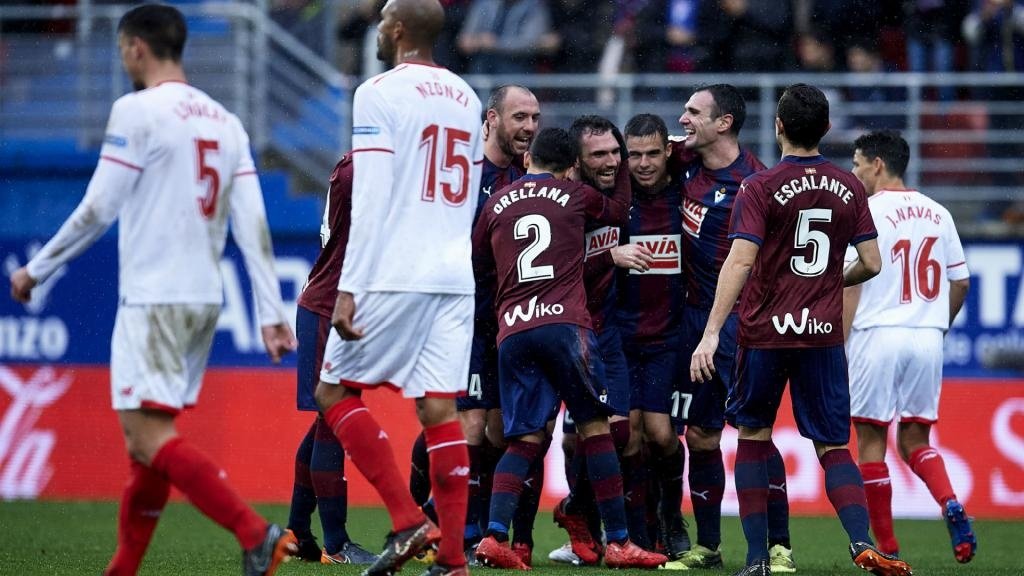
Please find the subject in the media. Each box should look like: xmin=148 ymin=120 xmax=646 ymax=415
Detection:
xmin=626 ymin=133 xmax=671 ymax=190
xmin=490 ymin=87 xmax=541 ymax=158
xmin=678 ymin=90 xmax=724 ymax=151
xmin=578 ymin=130 xmax=621 ymax=190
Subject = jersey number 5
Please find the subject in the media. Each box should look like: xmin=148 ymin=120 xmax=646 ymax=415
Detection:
xmin=892 ymin=236 xmax=941 ymax=303
xmin=195 ymin=139 xmax=220 ymax=219
xmin=791 ymin=208 xmax=833 ymax=277
xmin=420 ymin=124 xmax=471 ymax=206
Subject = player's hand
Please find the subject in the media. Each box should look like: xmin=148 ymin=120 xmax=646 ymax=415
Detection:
xmin=332 ymin=291 xmax=365 ymax=340
xmin=9 ymin=267 xmax=37 ymax=303
xmin=690 ymin=333 xmax=719 ymax=383
xmin=261 ymin=323 xmax=297 ymax=364
xmin=610 ymin=244 xmax=654 ymax=272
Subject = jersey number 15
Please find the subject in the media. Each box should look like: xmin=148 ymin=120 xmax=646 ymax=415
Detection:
xmin=420 ymin=124 xmax=471 ymax=206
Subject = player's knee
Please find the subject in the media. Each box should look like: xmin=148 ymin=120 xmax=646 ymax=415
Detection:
xmin=415 ymin=396 xmax=457 ymax=427
xmin=313 ymin=380 xmax=350 ymax=412
xmin=685 ymin=425 xmax=721 ymax=451
xmin=459 ymin=411 xmax=486 ymax=444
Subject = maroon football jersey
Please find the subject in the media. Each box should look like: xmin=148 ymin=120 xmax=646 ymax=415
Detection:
xmin=473 ymin=167 xmax=631 ymax=344
xmin=729 ymin=155 xmax=876 ymax=348
xmin=297 ymin=154 xmax=352 ymax=317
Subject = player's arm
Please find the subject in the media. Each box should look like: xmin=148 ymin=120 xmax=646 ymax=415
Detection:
xmin=228 ymin=122 xmax=296 ymax=363
xmin=334 ymin=83 xmax=395 ymax=340
xmin=844 ymin=238 xmax=881 ymax=287
xmin=945 ymin=214 xmax=970 ymax=329
xmin=690 ymin=238 xmax=758 ymax=383
xmin=842 ymin=284 xmax=862 ymax=340
xmin=12 ymin=98 xmax=143 ymax=303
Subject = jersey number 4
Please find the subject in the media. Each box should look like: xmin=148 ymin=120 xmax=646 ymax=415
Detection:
xmin=195 ymin=139 xmax=220 ymax=219
xmin=892 ymin=236 xmax=941 ymax=303
xmin=420 ymin=124 xmax=471 ymax=206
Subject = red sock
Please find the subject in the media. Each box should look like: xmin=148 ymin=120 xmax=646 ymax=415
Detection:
xmin=425 ymin=420 xmax=470 ymax=568
xmin=103 ymin=460 xmax=171 ymax=576
xmin=324 ymin=396 xmax=425 ymax=532
xmin=860 ymin=462 xmax=899 ymax=555
xmin=908 ymin=447 xmax=956 ymax=506
xmin=150 ymin=437 xmax=266 ymax=550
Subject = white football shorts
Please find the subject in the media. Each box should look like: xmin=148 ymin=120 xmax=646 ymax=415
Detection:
xmin=110 ymin=303 xmax=219 ymax=414
xmin=320 ymin=292 xmax=473 ymax=398
xmin=847 ymin=326 xmax=944 ymax=424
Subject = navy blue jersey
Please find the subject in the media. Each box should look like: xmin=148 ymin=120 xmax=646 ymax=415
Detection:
xmin=617 ymin=178 xmax=686 ymax=346
xmin=472 ymin=155 xmax=527 ymax=338
xmin=680 ymin=148 xmax=766 ymax=310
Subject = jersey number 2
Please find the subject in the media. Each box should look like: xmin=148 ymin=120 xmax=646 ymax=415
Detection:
xmin=892 ymin=236 xmax=941 ymax=303
xmin=420 ymin=124 xmax=471 ymax=206
xmin=515 ymin=214 xmax=555 ymax=283
xmin=195 ymin=139 xmax=220 ymax=219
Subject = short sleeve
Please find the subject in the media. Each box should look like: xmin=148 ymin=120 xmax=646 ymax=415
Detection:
xmin=849 ymin=179 xmax=878 ymax=245
xmin=944 ymin=211 xmax=970 ymax=281
xmin=728 ymin=176 xmax=767 ymax=246
xmin=99 ymin=95 xmax=147 ymax=170
xmin=351 ymin=82 xmax=395 ymax=154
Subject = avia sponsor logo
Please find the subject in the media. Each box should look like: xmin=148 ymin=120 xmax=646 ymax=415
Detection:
xmin=770 ymin=307 xmax=834 ymax=336
xmin=503 ymin=296 xmax=564 ymax=327
xmin=630 ymin=234 xmax=681 ymax=275
xmin=0 ymin=366 xmax=72 ymax=498
xmin=681 ymin=197 xmax=707 ymax=238
xmin=584 ymin=226 xmax=619 ymax=260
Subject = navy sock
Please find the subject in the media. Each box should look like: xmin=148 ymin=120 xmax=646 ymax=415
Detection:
xmin=735 ymin=439 xmax=770 ymax=564
xmin=582 ymin=433 xmax=628 ymax=544
xmin=512 ymin=438 xmax=549 ymax=546
xmin=766 ymin=441 xmax=791 ymax=547
xmin=312 ymin=416 xmax=350 ymax=553
xmin=464 ymin=443 xmax=483 ymax=542
xmin=688 ymin=446 xmax=724 ymax=550
xmin=622 ymin=450 xmax=649 ymax=548
xmin=821 ymin=449 xmax=872 ymax=544
xmin=409 ymin=431 xmax=431 ymax=505
xmin=487 ymin=440 xmax=541 ymax=537
xmin=287 ymin=420 xmax=317 ymax=537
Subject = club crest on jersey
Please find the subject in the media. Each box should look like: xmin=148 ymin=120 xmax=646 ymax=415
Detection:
xmin=682 ymin=197 xmax=708 ymax=238
xmin=584 ymin=226 xmax=619 ymax=260
xmin=714 ymin=187 xmax=727 ymax=204
xmin=629 ymin=234 xmax=681 ymax=275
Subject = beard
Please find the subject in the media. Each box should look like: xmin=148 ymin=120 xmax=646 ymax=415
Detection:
xmin=376 ymin=36 xmax=394 ymax=64
xmin=133 ymin=79 xmax=146 ymax=92
xmin=496 ymin=129 xmax=519 ymax=159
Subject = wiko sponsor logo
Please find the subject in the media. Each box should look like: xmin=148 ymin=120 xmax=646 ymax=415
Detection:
xmin=503 ymin=296 xmax=564 ymax=327
xmin=0 ymin=366 xmax=72 ymax=499
xmin=771 ymin=308 xmax=833 ymax=336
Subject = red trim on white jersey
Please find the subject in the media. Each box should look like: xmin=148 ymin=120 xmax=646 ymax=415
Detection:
xmin=140 ymin=400 xmax=181 ymax=416
xmin=372 ymin=64 xmax=410 ymax=85
xmin=234 ymin=169 xmax=258 ymax=177
xmin=948 ymin=261 xmax=966 ymax=268
xmin=101 ymin=155 xmax=143 ymax=172
xmin=340 ymin=378 xmax=400 ymax=393
xmin=350 ymin=147 xmax=395 ymax=155
xmin=153 ymin=79 xmax=190 ymax=88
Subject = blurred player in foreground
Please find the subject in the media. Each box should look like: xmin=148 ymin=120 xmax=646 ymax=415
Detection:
xmin=691 ymin=84 xmax=911 ymax=576
xmin=845 ymin=129 xmax=976 ymax=563
xmin=10 ymin=5 xmax=298 ymax=575
xmin=312 ymin=1 xmax=483 ymax=576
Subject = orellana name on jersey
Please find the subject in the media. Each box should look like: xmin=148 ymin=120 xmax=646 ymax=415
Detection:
xmin=682 ymin=197 xmax=708 ymax=238
xmin=629 ymin=234 xmax=681 ymax=275
xmin=585 ymin=226 xmax=620 ymax=260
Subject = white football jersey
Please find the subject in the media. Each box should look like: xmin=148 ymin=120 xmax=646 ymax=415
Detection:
xmin=847 ymin=189 xmax=968 ymax=330
xmin=340 ymin=63 xmax=483 ymax=295
xmin=28 ymin=81 xmax=286 ymax=325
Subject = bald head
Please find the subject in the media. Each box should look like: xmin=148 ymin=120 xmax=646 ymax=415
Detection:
xmin=384 ymin=0 xmax=444 ymax=46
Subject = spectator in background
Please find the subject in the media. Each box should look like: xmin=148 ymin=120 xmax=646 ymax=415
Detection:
xmin=666 ymin=0 xmax=700 ymax=73
xmin=905 ymin=0 xmax=970 ymax=101
xmin=547 ymin=0 xmax=614 ymax=73
xmin=271 ymin=0 xmax=330 ymax=55
xmin=845 ymin=43 xmax=906 ymax=131
xmin=458 ymin=0 xmax=556 ymax=74
xmin=614 ymin=0 xmax=669 ymax=74
xmin=436 ymin=0 xmax=471 ymax=73
xmin=962 ymin=0 xmax=1024 ymax=77
xmin=697 ymin=0 xmax=795 ymax=72
xmin=797 ymin=31 xmax=837 ymax=72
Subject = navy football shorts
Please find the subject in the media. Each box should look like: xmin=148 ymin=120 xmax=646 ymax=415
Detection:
xmin=624 ymin=338 xmax=679 ymax=414
xmin=499 ymin=323 xmax=612 ymax=438
xmin=729 ymin=344 xmax=851 ymax=445
xmin=296 ymin=305 xmax=330 ymax=411
xmin=675 ymin=308 xmax=738 ymax=429
xmin=597 ymin=322 xmax=630 ymax=417
xmin=457 ymin=324 xmax=500 ymax=411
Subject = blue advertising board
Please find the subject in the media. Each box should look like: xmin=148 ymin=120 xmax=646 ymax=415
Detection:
xmin=1 ymin=237 xmax=1022 ymax=377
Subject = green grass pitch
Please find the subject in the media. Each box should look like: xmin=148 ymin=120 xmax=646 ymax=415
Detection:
xmin=1 ymin=501 xmax=1017 ymax=575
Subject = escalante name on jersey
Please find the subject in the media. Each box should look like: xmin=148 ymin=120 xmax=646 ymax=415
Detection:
xmin=415 ymin=81 xmax=471 ymax=107
xmin=492 ymin=183 xmax=569 ymax=214
xmin=772 ymin=174 xmax=853 ymax=206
